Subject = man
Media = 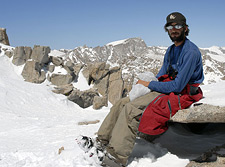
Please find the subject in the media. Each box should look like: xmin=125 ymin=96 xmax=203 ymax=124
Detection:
xmin=78 ymin=12 xmax=204 ymax=167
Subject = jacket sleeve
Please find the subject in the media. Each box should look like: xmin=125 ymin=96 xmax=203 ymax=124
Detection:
xmin=148 ymin=49 xmax=199 ymax=94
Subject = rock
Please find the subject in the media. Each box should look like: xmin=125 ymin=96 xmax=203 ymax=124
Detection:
xmin=58 ymin=146 xmax=64 ymax=155
xmin=31 ymin=45 xmax=50 ymax=65
xmin=93 ymin=96 xmax=108 ymax=109
xmin=187 ymin=144 xmax=225 ymax=167
xmin=63 ymin=60 xmax=75 ymax=76
xmin=68 ymin=88 xmax=99 ymax=108
xmin=12 ymin=46 xmax=26 ymax=66
xmin=0 ymin=28 xmax=10 ymax=45
xmin=48 ymin=64 xmax=55 ymax=73
xmin=5 ymin=50 xmax=14 ymax=58
xmin=50 ymin=73 xmax=74 ymax=86
xmin=21 ymin=60 xmax=46 ymax=83
xmin=24 ymin=46 xmax=32 ymax=60
xmin=187 ymin=157 xmax=225 ymax=167
xmin=12 ymin=46 xmax=32 ymax=66
xmin=85 ymin=62 xmax=110 ymax=84
xmin=78 ymin=120 xmax=100 ymax=125
xmin=52 ymin=84 xmax=74 ymax=96
xmin=94 ymin=75 xmax=109 ymax=97
xmin=171 ymin=104 xmax=225 ymax=123
xmin=108 ymin=68 xmax=124 ymax=105
xmin=73 ymin=63 xmax=84 ymax=76
xmin=51 ymin=56 xmax=63 ymax=66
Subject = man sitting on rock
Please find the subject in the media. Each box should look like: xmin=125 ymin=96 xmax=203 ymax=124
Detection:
xmin=78 ymin=12 xmax=204 ymax=167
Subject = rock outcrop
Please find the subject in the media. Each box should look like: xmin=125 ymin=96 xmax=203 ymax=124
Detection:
xmin=171 ymin=104 xmax=225 ymax=123
xmin=12 ymin=46 xmax=32 ymax=66
xmin=0 ymin=28 xmax=10 ymax=45
xmin=2 ymin=37 xmax=225 ymax=113
xmin=186 ymin=144 xmax=225 ymax=167
xmin=49 ymin=73 xmax=74 ymax=86
xmin=68 ymin=88 xmax=99 ymax=108
xmin=82 ymin=63 xmax=124 ymax=105
xmin=21 ymin=60 xmax=46 ymax=83
xmin=31 ymin=45 xmax=50 ymax=66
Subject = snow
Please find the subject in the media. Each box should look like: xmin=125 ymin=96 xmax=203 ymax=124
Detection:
xmin=73 ymin=69 xmax=93 ymax=91
xmin=201 ymin=46 xmax=225 ymax=62
xmin=52 ymin=66 xmax=68 ymax=75
xmin=49 ymin=50 xmax=66 ymax=58
xmin=106 ymin=39 xmax=128 ymax=46
xmin=1 ymin=46 xmax=225 ymax=167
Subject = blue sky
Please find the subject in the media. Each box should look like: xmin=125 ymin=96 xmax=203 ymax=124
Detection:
xmin=1 ymin=0 xmax=225 ymax=49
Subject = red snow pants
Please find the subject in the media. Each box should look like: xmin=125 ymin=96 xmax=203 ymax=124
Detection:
xmin=138 ymin=74 xmax=203 ymax=135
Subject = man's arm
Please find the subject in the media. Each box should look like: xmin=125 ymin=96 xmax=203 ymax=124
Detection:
xmin=148 ymin=50 xmax=199 ymax=94
xmin=136 ymin=80 xmax=150 ymax=87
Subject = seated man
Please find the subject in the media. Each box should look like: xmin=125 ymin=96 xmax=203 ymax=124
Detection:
xmin=79 ymin=12 xmax=204 ymax=167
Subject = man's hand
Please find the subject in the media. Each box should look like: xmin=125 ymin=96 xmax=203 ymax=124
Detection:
xmin=136 ymin=80 xmax=150 ymax=87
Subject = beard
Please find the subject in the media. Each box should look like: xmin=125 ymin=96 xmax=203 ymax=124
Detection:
xmin=169 ymin=29 xmax=185 ymax=42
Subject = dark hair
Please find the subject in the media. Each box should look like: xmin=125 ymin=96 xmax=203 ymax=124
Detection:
xmin=164 ymin=24 xmax=190 ymax=36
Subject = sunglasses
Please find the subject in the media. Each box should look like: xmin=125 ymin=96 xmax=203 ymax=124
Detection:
xmin=166 ymin=24 xmax=183 ymax=30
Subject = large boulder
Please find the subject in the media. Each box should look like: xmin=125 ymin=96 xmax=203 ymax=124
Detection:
xmin=21 ymin=60 xmax=46 ymax=83
xmin=0 ymin=28 xmax=10 ymax=45
xmin=171 ymin=104 xmax=225 ymax=123
xmin=93 ymin=96 xmax=108 ymax=110
xmin=73 ymin=63 xmax=84 ymax=76
xmin=68 ymin=88 xmax=99 ymax=108
xmin=51 ymin=56 xmax=63 ymax=66
xmin=31 ymin=45 xmax=50 ymax=65
xmin=12 ymin=46 xmax=32 ymax=66
xmin=5 ymin=50 xmax=14 ymax=58
xmin=50 ymin=73 xmax=74 ymax=86
xmin=187 ymin=144 xmax=225 ymax=167
xmin=94 ymin=75 xmax=109 ymax=97
xmin=108 ymin=67 xmax=124 ymax=105
xmin=24 ymin=46 xmax=32 ymax=60
xmin=83 ymin=62 xmax=109 ymax=84
xmin=52 ymin=84 xmax=74 ymax=96
xmin=12 ymin=47 xmax=26 ymax=66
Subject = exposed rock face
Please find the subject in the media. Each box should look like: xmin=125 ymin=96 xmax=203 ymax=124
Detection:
xmin=171 ymin=104 xmax=225 ymax=123
xmin=50 ymin=73 xmax=74 ymax=86
xmin=51 ymin=56 xmax=63 ymax=66
xmin=31 ymin=45 xmax=50 ymax=65
xmin=12 ymin=46 xmax=26 ymax=66
xmin=186 ymin=144 xmax=225 ymax=167
xmin=5 ymin=50 xmax=14 ymax=58
xmin=52 ymin=84 xmax=74 ymax=95
xmin=21 ymin=60 xmax=46 ymax=83
xmin=82 ymin=63 xmax=124 ymax=105
xmin=93 ymin=96 xmax=108 ymax=110
xmin=12 ymin=46 xmax=32 ymax=66
xmin=108 ymin=68 xmax=124 ymax=105
xmin=58 ymin=38 xmax=225 ymax=88
xmin=63 ymin=38 xmax=164 ymax=89
xmin=18 ymin=45 xmax=50 ymax=83
xmin=0 ymin=28 xmax=10 ymax=45
xmin=187 ymin=157 xmax=225 ymax=167
xmin=3 ymin=37 xmax=225 ymax=111
xmin=68 ymin=88 xmax=99 ymax=108
xmin=83 ymin=62 xmax=109 ymax=84
xmin=94 ymin=75 xmax=109 ymax=97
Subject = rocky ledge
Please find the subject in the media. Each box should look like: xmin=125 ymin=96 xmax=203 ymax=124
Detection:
xmin=171 ymin=104 xmax=225 ymax=123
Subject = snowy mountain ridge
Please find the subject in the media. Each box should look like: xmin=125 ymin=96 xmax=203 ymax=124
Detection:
xmin=57 ymin=37 xmax=225 ymax=85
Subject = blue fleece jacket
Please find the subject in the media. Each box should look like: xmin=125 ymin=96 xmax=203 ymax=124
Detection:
xmin=148 ymin=38 xmax=204 ymax=94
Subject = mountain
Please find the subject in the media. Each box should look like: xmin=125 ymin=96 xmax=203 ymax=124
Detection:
xmin=1 ymin=39 xmax=225 ymax=167
xmin=58 ymin=38 xmax=225 ymax=85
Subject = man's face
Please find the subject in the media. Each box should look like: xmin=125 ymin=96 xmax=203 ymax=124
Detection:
xmin=168 ymin=23 xmax=186 ymax=42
